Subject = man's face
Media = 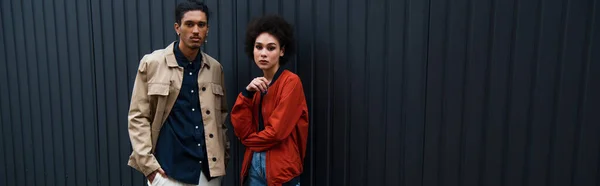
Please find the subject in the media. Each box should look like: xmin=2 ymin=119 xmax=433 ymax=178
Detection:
xmin=175 ymin=10 xmax=208 ymax=50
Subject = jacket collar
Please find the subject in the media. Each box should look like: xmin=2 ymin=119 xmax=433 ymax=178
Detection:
xmin=164 ymin=41 xmax=210 ymax=69
xmin=269 ymin=67 xmax=285 ymax=86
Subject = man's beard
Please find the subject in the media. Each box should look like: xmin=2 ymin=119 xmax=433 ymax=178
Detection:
xmin=187 ymin=42 xmax=201 ymax=49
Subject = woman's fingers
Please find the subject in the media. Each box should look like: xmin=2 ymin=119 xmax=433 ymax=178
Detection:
xmin=247 ymin=77 xmax=270 ymax=93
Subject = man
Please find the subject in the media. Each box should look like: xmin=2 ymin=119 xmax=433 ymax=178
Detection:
xmin=127 ymin=1 xmax=229 ymax=185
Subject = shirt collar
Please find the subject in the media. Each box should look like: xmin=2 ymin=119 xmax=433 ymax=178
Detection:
xmin=173 ymin=41 xmax=210 ymax=68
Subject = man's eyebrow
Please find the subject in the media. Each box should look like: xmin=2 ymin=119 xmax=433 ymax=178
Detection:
xmin=183 ymin=20 xmax=207 ymax=23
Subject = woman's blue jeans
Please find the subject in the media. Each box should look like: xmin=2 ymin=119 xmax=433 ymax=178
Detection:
xmin=244 ymin=152 xmax=300 ymax=186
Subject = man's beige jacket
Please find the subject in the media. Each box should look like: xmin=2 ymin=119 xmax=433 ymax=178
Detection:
xmin=127 ymin=42 xmax=229 ymax=177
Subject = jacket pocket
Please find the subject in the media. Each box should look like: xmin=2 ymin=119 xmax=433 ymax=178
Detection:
xmin=211 ymin=83 xmax=224 ymax=96
xmin=211 ymin=83 xmax=225 ymax=124
xmin=148 ymin=83 xmax=169 ymax=96
xmin=211 ymin=83 xmax=224 ymax=109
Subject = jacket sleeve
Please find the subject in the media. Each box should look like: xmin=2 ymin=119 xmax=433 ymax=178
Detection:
xmin=127 ymin=56 xmax=161 ymax=176
xmin=231 ymin=90 xmax=256 ymax=140
xmin=219 ymin=67 xmax=231 ymax=167
xmin=242 ymin=78 xmax=307 ymax=152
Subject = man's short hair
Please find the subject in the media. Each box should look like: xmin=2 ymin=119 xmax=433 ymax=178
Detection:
xmin=175 ymin=0 xmax=211 ymax=24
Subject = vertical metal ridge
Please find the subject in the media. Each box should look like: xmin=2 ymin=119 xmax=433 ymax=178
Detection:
xmin=24 ymin=0 xmax=37 ymax=183
xmin=523 ymin=0 xmax=543 ymax=184
xmin=547 ymin=0 xmax=570 ymax=184
xmin=122 ymin=0 xmax=133 ymax=184
xmin=108 ymin=0 xmax=123 ymax=182
xmin=327 ymin=0 xmax=334 ymax=184
xmin=597 ymin=141 xmax=600 ymax=186
xmin=308 ymin=0 xmax=316 ymax=184
xmin=148 ymin=0 xmax=153 ymax=51
xmin=86 ymin=0 xmax=102 ymax=184
xmin=20 ymin=0 xmax=37 ymax=184
xmin=479 ymin=0 xmax=497 ymax=183
xmin=40 ymin=0 xmax=51 ymax=182
xmin=0 ymin=86 xmax=5 ymax=186
xmin=344 ymin=0 xmax=351 ymax=185
xmin=459 ymin=0 xmax=473 ymax=185
xmin=99 ymin=0 xmax=110 ymax=183
xmin=0 ymin=1 xmax=15 ymax=184
xmin=51 ymin=0 xmax=67 ymax=184
xmin=505 ymin=0 xmax=519 ymax=185
xmin=74 ymin=0 xmax=90 ymax=183
xmin=11 ymin=0 xmax=26 ymax=182
xmin=421 ymin=0 xmax=430 ymax=183
xmin=63 ymin=0 xmax=75 ymax=182
xmin=401 ymin=0 xmax=410 ymax=184
xmin=0 ymin=2 xmax=6 ymax=186
xmin=161 ymin=0 xmax=165 ymax=44
xmin=278 ymin=0 xmax=283 ymax=14
xmin=217 ymin=0 xmax=221 ymax=60
xmin=246 ymin=0 xmax=250 ymax=83
xmin=70 ymin=0 xmax=82 ymax=183
xmin=136 ymin=0 xmax=141 ymax=55
xmin=43 ymin=0 xmax=57 ymax=184
xmin=261 ymin=0 xmax=265 ymax=14
xmin=382 ymin=0 xmax=390 ymax=183
xmin=293 ymin=0 xmax=298 ymax=71
xmin=438 ymin=0 xmax=451 ymax=183
xmin=363 ymin=0 xmax=370 ymax=184
xmin=292 ymin=0 xmax=299 ymax=72
xmin=572 ymin=1 xmax=597 ymax=185
xmin=499 ymin=0 xmax=512 ymax=183
xmin=232 ymin=0 xmax=239 ymax=184
xmin=123 ymin=0 xmax=130 ymax=102
xmin=62 ymin=0 xmax=73 ymax=183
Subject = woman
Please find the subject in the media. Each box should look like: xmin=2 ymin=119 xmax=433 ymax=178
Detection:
xmin=230 ymin=15 xmax=309 ymax=186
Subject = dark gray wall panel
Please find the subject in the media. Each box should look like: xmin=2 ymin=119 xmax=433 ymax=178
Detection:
xmin=1 ymin=2 xmax=15 ymax=186
xmin=573 ymin=2 xmax=600 ymax=185
xmin=1 ymin=0 xmax=96 ymax=185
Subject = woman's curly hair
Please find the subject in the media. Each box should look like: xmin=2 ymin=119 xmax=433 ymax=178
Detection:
xmin=245 ymin=15 xmax=295 ymax=66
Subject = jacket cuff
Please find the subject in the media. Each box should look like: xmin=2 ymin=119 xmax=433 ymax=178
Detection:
xmin=141 ymin=160 xmax=161 ymax=176
xmin=241 ymin=89 xmax=255 ymax=98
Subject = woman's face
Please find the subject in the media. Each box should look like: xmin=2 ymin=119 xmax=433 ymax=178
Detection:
xmin=253 ymin=32 xmax=284 ymax=71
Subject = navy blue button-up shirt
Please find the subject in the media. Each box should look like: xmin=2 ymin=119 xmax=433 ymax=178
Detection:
xmin=154 ymin=41 xmax=209 ymax=184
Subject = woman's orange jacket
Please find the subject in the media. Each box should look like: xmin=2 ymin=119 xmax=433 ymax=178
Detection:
xmin=231 ymin=70 xmax=309 ymax=186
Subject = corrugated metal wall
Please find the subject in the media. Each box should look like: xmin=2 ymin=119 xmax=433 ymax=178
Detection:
xmin=1 ymin=0 xmax=97 ymax=185
xmin=424 ymin=0 xmax=600 ymax=186
xmin=1 ymin=0 xmax=599 ymax=186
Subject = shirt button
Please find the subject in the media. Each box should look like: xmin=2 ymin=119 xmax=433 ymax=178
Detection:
xmin=195 ymin=126 xmax=199 ymax=129
xmin=206 ymin=110 xmax=210 ymax=115
xmin=191 ymin=90 xmax=194 ymax=93
xmin=192 ymin=108 xmax=195 ymax=111
xmin=201 ymin=87 xmax=206 ymax=91
xmin=209 ymin=134 xmax=214 ymax=138
xmin=199 ymin=161 xmax=202 ymax=163
xmin=197 ymin=143 xmax=201 ymax=146
xmin=189 ymin=72 xmax=193 ymax=75
xmin=212 ymin=157 xmax=217 ymax=162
